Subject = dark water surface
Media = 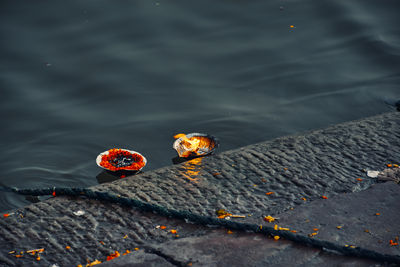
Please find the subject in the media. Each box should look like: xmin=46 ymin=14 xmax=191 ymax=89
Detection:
xmin=1 ymin=0 xmax=399 ymax=212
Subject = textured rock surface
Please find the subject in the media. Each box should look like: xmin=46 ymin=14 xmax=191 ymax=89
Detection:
xmin=95 ymin=111 xmax=400 ymax=225
xmin=0 ymin=111 xmax=399 ymax=266
xmin=102 ymin=230 xmax=379 ymax=267
xmin=277 ymin=182 xmax=400 ymax=256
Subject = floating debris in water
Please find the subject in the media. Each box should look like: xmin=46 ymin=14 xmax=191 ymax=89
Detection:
xmin=173 ymin=133 xmax=218 ymax=158
xmin=96 ymin=148 xmax=146 ymax=172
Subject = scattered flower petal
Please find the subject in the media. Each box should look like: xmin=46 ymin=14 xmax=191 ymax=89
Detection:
xmin=122 ymin=250 xmax=131 ymax=255
xmin=390 ymin=240 xmax=399 ymax=246
xmin=86 ymin=259 xmax=102 ymax=266
xmin=263 ymin=215 xmax=276 ymax=223
xmin=107 ymin=251 xmax=120 ymax=261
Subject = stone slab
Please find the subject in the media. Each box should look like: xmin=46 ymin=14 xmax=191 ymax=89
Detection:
xmin=0 ymin=111 xmax=399 ymax=266
xmin=276 ymin=181 xmax=400 ymax=257
xmin=94 ymin=111 xmax=400 ymax=226
xmin=103 ymin=230 xmax=380 ymax=267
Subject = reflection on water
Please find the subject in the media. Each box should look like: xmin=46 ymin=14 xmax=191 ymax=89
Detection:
xmin=0 ymin=0 xmax=399 ymax=212
xmin=179 ymin=157 xmax=204 ymax=183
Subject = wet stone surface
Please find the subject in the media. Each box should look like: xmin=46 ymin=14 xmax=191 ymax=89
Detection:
xmin=102 ymin=230 xmax=380 ymax=267
xmin=0 ymin=112 xmax=399 ymax=266
xmin=277 ymin=182 xmax=400 ymax=257
xmin=96 ymin=111 xmax=400 ymax=226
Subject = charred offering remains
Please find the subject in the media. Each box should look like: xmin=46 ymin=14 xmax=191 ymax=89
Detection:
xmin=96 ymin=149 xmax=147 ymax=172
xmin=173 ymin=133 xmax=219 ymax=158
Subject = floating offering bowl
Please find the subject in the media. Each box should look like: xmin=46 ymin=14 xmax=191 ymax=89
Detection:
xmin=96 ymin=148 xmax=147 ymax=172
xmin=173 ymin=133 xmax=219 ymax=158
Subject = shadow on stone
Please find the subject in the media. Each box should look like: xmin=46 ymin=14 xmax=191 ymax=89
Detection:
xmin=96 ymin=170 xmax=142 ymax=184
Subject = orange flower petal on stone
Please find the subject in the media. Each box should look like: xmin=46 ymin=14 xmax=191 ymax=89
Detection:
xmin=170 ymin=229 xmax=177 ymax=234
xmin=265 ymin=192 xmax=274 ymax=195
xmin=160 ymin=226 xmax=166 ymax=230
xmin=263 ymin=215 xmax=276 ymax=223
xmin=321 ymin=195 xmax=328 ymax=199
xmin=87 ymin=260 xmax=102 ymax=266
xmin=106 ymin=251 xmax=120 ymax=261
